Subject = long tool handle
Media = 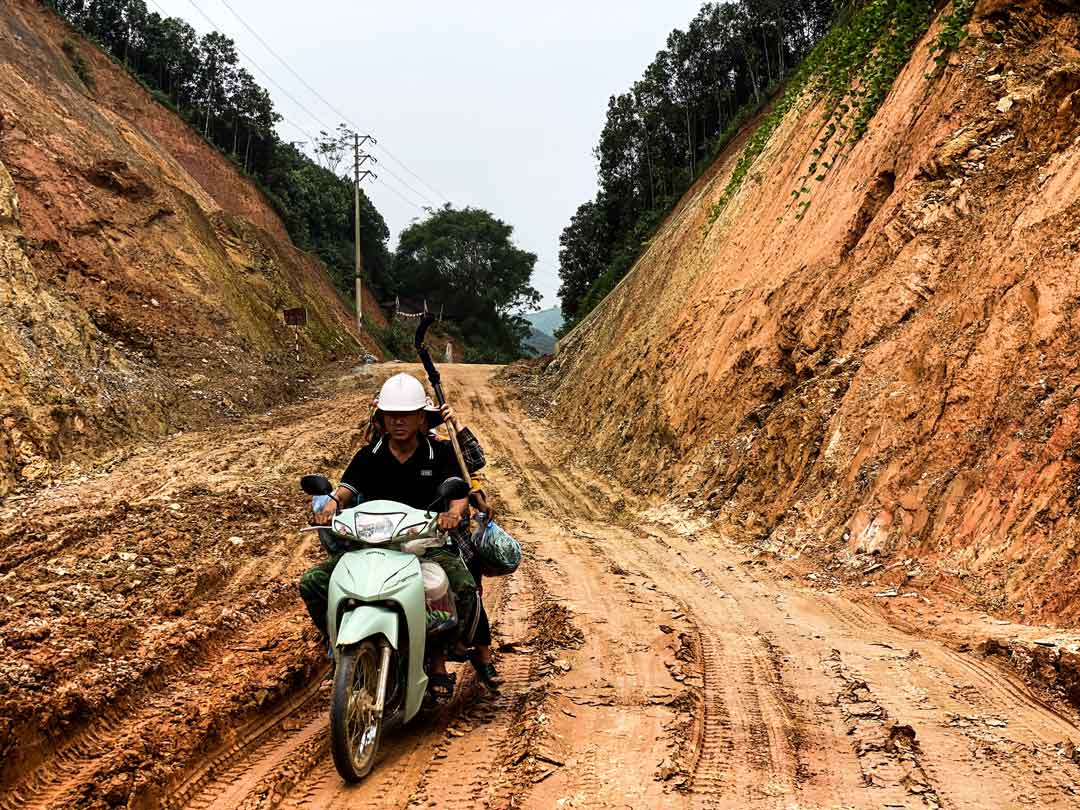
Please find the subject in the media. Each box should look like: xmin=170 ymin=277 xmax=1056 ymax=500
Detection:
xmin=444 ymin=416 xmax=470 ymax=483
xmin=415 ymin=313 xmax=471 ymax=483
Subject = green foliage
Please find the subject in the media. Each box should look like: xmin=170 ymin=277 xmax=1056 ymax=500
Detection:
xmin=42 ymin=0 xmax=392 ymax=304
xmin=391 ymin=206 xmax=540 ymax=361
xmin=558 ymin=0 xmax=838 ymax=329
xmin=261 ymin=141 xmax=392 ymax=298
xmin=366 ymin=320 xmax=415 ymax=360
xmin=931 ymin=0 xmax=976 ymax=67
xmin=62 ymin=39 xmax=94 ymax=89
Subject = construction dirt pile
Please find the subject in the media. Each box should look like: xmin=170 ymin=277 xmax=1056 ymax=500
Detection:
xmin=0 ymin=0 xmax=383 ymax=497
xmin=543 ymin=0 xmax=1080 ymax=628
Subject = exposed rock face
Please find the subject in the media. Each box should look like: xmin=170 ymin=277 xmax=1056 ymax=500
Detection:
xmin=0 ymin=0 xmax=380 ymax=494
xmin=549 ymin=1 xmax=1080 ymax=624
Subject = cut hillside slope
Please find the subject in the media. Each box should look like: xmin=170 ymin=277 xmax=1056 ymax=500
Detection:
xmin=0 ymin=0 xmax=384 ymax=496
xmin=546 ymin=0 xmax=1080 ymax=626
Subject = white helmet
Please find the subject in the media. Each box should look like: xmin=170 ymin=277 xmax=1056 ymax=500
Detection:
xmin=377 ymin=373 xmax=428 ymax=412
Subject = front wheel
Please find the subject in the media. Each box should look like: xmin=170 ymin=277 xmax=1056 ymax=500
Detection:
xmin=330 ymin=640 xmax=384 ymax=782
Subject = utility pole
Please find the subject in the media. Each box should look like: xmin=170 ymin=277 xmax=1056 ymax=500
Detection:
xmin=351 ymin=132 xmax=376 ymax=333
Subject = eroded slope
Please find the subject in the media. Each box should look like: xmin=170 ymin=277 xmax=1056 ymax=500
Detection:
xmin=548 ymin=0 xmax=1080 ymax=625
xmin=0 ymin=0 xmax=381 ymax=495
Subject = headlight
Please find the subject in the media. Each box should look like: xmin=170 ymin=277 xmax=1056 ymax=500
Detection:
xmin=353 ymin=514 xmax=397 ymax=544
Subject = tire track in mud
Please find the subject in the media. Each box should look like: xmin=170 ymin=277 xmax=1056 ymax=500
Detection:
xmin=653 ymin=521 xmax=1080 ymax=808
xmin=270 ymin=674 xmax=481 ymax=810
xmin=483 ymin=373 xmax=883 ymax=808
xmin=683 ymin=629 xmax=734 ymax=805
xmin=467 ymin=387 xmax=704 ymax=806
xmin=206 ymin=563 xmax=547 ymax=810
xmin=403 ymin=571 xmax=545 ymax=809
xmin=762 ymin=577 xmax=1080 ymax=806
xmin=166 ymin=679 xmax=327 ymax=810
xmin=232 ymin=720 xmax=331 ymax=810
xmin=530 ymin=503 xmax=816 ymax=802
xmin=822 ymin=649 xmax=944 ymax=808
xmin=899 ymin=646 xmax=1080 ymax=808
xmin=0 ymin=598 xmax=306 ymax=810
xmin=657 ymin=582 xmax=807 ymax=809
xmin=474 ymin=389 xmax=744 ymax=806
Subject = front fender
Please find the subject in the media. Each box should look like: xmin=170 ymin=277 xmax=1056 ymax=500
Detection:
xmin=337 ymin=605 xmax=399 ymax=650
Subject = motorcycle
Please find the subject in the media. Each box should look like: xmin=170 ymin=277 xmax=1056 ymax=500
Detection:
xmin=299 ymin=473 xmax=472 ymax=782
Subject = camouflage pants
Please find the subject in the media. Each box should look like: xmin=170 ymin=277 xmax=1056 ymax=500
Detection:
xmin=299 ymin=547 xmax=476 ymax=642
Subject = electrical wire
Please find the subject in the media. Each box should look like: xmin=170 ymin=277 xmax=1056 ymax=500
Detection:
xmin=375 ymin=176 xmax=429 ymax=213
xmin=214 ymin=0 xmax=451 ymax=205
xmin=148 ymin=0 xmax=433 ymax=211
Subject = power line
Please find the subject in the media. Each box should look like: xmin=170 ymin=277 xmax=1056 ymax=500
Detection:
xmin=213 ymin=0 xmax=451 ymax=205
xmin=146 ymin=0 xmax=434 ymax=212
xmin=375 ymin=176 xmax=428 ymax=213
xmin=372 ymin=143 xmax=450 ymax=205
xmin=182 ymin=0 xmax=330 ymax=130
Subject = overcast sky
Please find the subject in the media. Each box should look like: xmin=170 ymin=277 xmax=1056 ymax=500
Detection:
xmin=151 ymin=0 xmax=705 ymax=309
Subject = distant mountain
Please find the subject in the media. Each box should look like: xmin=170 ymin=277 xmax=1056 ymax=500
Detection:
xmin=523 ymin=307 xmax=563 ymax=337
xmin=524 ymin=327 xmax=557 ymax=357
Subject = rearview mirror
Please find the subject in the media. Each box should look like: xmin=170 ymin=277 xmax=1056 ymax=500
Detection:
xmin=437 ymin=477 xmax=470 ymax=502
xmin=300 ymin=474 xmax=333 ymax=496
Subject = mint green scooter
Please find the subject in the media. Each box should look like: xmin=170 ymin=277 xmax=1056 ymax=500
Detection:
xmin=299 ymin=473 xmax=471 ymax=782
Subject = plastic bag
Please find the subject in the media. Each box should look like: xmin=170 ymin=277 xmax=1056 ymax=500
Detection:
xmin=420 ymin=561 xmax=457 ymax=633
xmin=472 ymin=518 xmax=522 ymax=577
xmin=401 ymin=533 xmax=446 ymax=556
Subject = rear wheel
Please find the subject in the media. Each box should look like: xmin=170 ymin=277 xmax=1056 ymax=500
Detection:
xmin=330 ymin=640 xmax=384 ymax=782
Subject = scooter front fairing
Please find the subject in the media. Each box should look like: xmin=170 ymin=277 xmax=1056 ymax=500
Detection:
xmin=327 ymin=547 xmax=429 ymax=721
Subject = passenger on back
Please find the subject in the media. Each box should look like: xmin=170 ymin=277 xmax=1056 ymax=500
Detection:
xmin=365 ymin=394 xmax=500 ymax=689
xmin=299 ymin=373 xmax=477 ymax=699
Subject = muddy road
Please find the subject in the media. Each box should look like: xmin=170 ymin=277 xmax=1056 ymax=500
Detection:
xmin=2 ymin=363 xmax=1080 ymax=809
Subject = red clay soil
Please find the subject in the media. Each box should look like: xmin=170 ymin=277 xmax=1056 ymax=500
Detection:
xmin=547 ymin=0 xmax=1080 ymax=629
xmin=4 ymin=363 xmax=1079 ymax=810
xmin=0 ymin=0 xmax=381 ymax=497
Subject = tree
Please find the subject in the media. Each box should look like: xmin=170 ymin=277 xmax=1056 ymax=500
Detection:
xmin=43 ymin=0 xmax=391 ymax=308
xmin=314 ymin=124 xmax=354 ymax=177
xmin=557 ymin=0 xmax=838 ymax=330
xmin=558 ymin=201 xmax=608 ymax=323
xmin=196 ymin=31 xmax=238 ymax=137
xmin=392 ymin=206 xmax=540 ymax=362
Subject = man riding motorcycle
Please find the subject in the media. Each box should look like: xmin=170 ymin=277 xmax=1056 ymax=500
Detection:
xmin=299 ymin=372 xmax=477 ymax=699
xmin=367 ymin=396 xmax=501 ymax=690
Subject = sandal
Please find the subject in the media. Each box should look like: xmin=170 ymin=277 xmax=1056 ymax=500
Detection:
xmin=427 ymin=671 xmax=457 ymax=702
xmin=470 ymin=655 xmax=501 ymax=690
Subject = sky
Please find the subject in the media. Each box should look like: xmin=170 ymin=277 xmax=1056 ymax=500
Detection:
xmin=150 ymin=0 xmax=706 ymax=309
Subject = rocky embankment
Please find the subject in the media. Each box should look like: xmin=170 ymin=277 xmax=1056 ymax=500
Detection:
xmin=546 ymin=0 xmax=1080 ymax=626
xmin=0 ymin=0 xmax=381 ymax=496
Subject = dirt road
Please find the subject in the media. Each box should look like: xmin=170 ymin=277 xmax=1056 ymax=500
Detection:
xmin=2 ymin=364 xmax=1080 ymax=809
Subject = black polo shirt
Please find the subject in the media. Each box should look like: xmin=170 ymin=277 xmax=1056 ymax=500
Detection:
xmin=340 ymin=434 xmax=459 ymax=510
